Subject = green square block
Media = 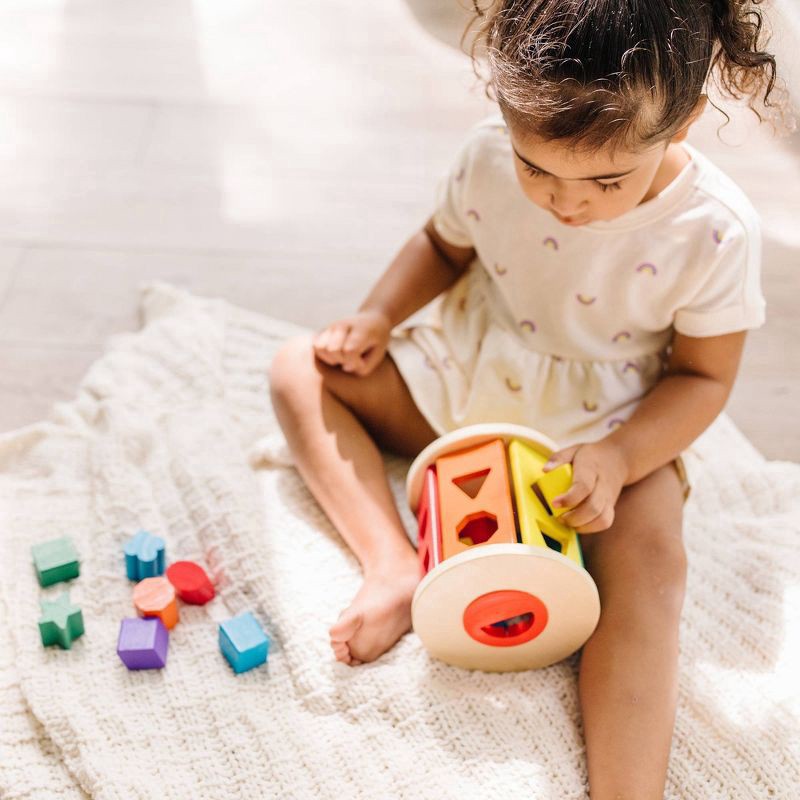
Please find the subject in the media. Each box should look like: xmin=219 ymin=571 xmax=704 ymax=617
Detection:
xmin=31 ymin=537 xmax=80 ymax=587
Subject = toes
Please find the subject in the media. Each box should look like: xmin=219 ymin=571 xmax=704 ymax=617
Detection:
xmin=330 ymin=639 xmax=364 ymax=667
xmin=331 ymin=642 xmax=350 ymax=661
xmin=329 ymin=610 xmax=364 ymax=643
xmin=333 ymin=650 xmax=352 ymax=665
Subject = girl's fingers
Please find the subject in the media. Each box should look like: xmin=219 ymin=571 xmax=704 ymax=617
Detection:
xmin=340 ymin=327 xmax=370 ymax=372
xmin=357 ymin=344 xmax=385 ymax=376
xmin=575 ymin=510 xmax=615 ymax=534
xmin=314 ymin=319 xmax=387 ymax=376
xmin=552 ymin=471 xmax=596 ymax=515
xmin=312 ymin=327 xmax=330 ymax=352
xmin=567 ymin=499 xmax=615 ymax=533
xmin=542 ymin=445 xmax=579 ymax=472
xmin=325 ymin=325 xmax=350 ymax=359
xmin=314 ymin=325 xmax=350 ymax=366
xmin=559 ymin=489 xmax=610 ymax=530
xmin=314 ymin=347 xmax=341 ymax=367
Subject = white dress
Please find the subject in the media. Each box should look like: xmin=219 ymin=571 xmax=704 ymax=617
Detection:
xmin=387 ymin=114 xmax=766 ymax=448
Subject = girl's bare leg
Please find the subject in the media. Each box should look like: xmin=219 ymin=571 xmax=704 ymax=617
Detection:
xmin=269 ymin=335 xmax=438 ymax=665
xmin=578 ymin=462 xmax=687 ymax=799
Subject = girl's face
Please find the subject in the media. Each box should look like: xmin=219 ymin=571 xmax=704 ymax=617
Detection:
xmin=507 ymin=126 xmax=672 ymax=226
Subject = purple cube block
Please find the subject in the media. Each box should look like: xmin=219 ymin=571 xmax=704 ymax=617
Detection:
xmin=117 ymin=617 xmax=169 ymax=670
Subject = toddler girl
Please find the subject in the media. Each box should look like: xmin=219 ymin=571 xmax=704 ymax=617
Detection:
xmin=269 ymin=1 xmax=781 ymax=797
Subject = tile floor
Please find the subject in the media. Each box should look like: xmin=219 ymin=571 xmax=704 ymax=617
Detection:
xmin=0 ymin=0 xmax=797 ymax=460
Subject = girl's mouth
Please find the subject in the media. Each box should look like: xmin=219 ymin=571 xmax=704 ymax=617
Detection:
xmin=553 ymin=211 xmax=587 ymax=226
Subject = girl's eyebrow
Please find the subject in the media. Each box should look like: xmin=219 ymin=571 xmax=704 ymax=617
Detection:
xmin=511 ymin=145 xmax=635 ymax=180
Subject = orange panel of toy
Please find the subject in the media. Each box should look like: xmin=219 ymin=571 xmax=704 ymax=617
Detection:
xmin=417 ymin=465 xmax=443 ymax=578
xmin=435 ymin=438 xmax=517 ymax=561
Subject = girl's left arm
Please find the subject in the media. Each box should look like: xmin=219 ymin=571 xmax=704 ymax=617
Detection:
xmin=543 ymin=329 xmax=749 ymax=533
xmin=605 ymin=328 xmax=748 ymax=486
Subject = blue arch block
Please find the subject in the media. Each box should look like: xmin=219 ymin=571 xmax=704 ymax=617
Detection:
xmin=124 ymin=530 xmax=165 ymax=581
xmin=219 ymin=612 xmax=270 ymax=674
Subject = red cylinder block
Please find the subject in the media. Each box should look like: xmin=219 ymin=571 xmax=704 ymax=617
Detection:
xmin=165 ymin=561 xmax=215 ymax=605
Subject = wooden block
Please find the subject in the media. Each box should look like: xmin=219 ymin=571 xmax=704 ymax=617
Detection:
xmin=435 ymin=438 xmax=517 ymax=560
xmin=165 ymin=561 xmax=215 ymax=605
xmin=124 ymin=530 xmax=165 ymax=581
xmin=132 ymin=576 xmax=179 ymax=629
xmin=219 ymin=612 xmax=269 ymax=674
xmin=508 ymin=439 xmax=583 ymax=566
xmin=31 ymin=537 xmax=80 ymax=587
xmin=38 ymin=591 xmax=85 ymax=649
xmin=535 ymin=463 xmax=573 ymax=519
xmin=416 ymin=465 xmax=443 ymax=578
xmin=117 ymin=617 xmax=169 ymax=670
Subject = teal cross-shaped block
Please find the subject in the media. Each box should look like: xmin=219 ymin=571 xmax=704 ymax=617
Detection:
xmin=38 ymin=591 xmax=85 ymax=649
xmin=124 ymin=530 xmax=166 ymax=581
xmin=31 ymin=536 xmax=80 ymax=587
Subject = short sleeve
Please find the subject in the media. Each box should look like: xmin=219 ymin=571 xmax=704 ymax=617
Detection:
xmin=673 ymin=221 xmax=766 ymax=337
xmin=430 ymin=136 xmax=474 ymax=248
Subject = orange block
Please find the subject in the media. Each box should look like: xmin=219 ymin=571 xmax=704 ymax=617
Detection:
xmin=435 ymin=438 xmax=517 ymax=560
xmin=133 ymin=576 xmax=179 ymax=629
xmin=417 ymin=465 xmax=443 ymax=578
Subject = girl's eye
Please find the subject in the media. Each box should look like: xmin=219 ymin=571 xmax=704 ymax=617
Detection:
xmin=523 ymin=163 xmax=623 ymax=193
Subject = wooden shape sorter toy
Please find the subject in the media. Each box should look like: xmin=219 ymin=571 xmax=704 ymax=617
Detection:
xmin=406 ymin=423 xmax=601 ymax=673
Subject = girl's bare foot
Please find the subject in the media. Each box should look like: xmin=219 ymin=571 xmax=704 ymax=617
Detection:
xmin=329 ymin=554 xmax=421 ymax=666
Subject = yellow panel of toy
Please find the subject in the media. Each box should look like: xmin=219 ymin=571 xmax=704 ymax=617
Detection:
xmin=507 ymin=439 xmax=584 ymax=568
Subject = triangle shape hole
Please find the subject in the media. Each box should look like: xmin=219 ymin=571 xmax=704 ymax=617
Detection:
xmin=453 ymin=468 xmax=490 ymax=499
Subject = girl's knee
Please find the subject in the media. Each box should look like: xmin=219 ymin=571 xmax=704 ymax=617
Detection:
xmin=644 ymin=530 xmax=687 ymax=582
xmin=268 ymin=335 xmax=317 ymax=404
xmin=595 ymin=527 xmax=687 ymax=620
xmin=629 ymin=531 xmax=688 ymax=617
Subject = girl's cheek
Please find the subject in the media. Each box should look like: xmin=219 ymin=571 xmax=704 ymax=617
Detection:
xmin=598 ymin=194 xmax=634 ymax=219
xmin=516 ymin=181 xmax=543 ymax=207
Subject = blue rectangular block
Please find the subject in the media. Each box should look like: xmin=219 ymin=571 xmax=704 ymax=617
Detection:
xmin=219 ymin=612 xmax=269 ymax=674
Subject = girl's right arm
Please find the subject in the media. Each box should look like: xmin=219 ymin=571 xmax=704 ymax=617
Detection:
xmin=313 ymin=218 xmax=476 ymax=376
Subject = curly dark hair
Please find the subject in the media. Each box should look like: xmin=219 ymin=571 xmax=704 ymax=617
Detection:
xmin=460 ymin=0 xmax=787 ymax=153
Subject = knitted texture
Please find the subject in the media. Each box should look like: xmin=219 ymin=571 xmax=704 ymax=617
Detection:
xmin=0 ymin=282 xmax=798 ymax=799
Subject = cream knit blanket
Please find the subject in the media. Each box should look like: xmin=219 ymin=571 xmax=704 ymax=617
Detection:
xmin=1 ymin=282 xmax=798 ymax=799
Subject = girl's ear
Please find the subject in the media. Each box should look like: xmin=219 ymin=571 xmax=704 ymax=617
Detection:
xmin=671 ymin=95 xmax=708 ymax=143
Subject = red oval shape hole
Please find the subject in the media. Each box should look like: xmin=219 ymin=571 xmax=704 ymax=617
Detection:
xmin=463 ymin=589 xmax=548 ymax=647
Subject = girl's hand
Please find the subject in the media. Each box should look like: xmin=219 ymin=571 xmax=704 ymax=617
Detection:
xmin=541 ymin=439 xmax=629 ymax=534
xmin=312 ymin=309 xmax=392 ymax=377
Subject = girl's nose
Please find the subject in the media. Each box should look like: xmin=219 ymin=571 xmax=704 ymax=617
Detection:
xmin=550 ymin=186 xmax=588 ymax=217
